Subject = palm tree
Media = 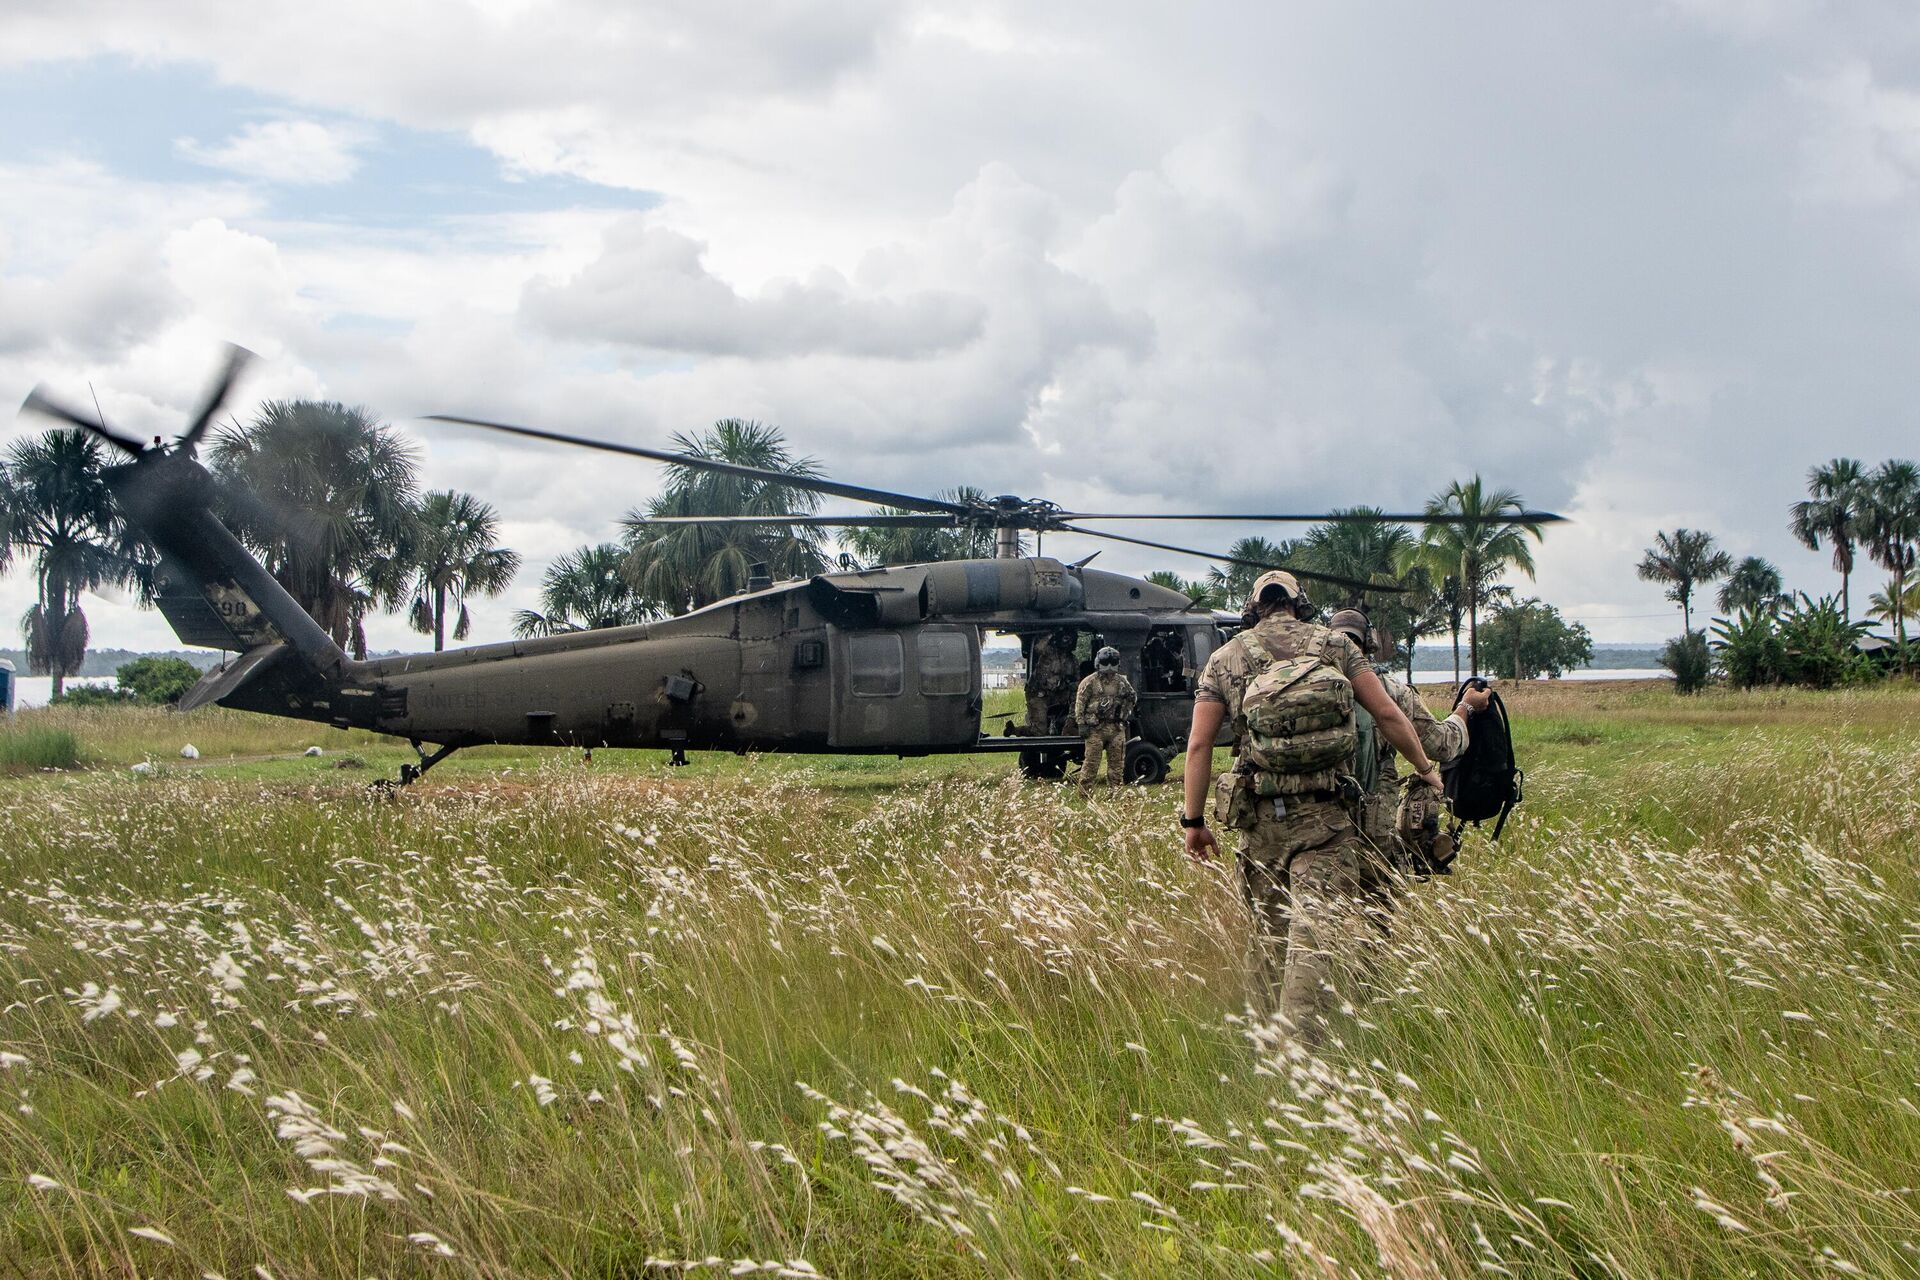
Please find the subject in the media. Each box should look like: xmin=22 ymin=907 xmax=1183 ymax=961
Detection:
xmin=513 ymin=545 xmax=659 ymax=637
xmin=623 ymin=420 xmax=829 ymax=613
xmin=1145 ymin=570 xmax=1227 ymax=610
xmin=3 ymin=430 xmax=148 ymax=697
xmin=1205 ymin=537 xmax=1299 ymax=609
xmin=1295 ymin=509 xmax=1416 ymax=610
xmin=210 ymin=400 xmax=420 ymax=659
xmin=1717 ymin=555 xmax=1784 ymax=615
xmin=1638 ymin=529 xmax=1733 ymax=632
xmin=1390 ymin=563 xmax=1453 ymax=683
xmin=843 ymin=487 xmax=1019 ymax=564
xmin=1859 ymin=459 xmax=1920 ymax=664
xmin=1401 ymin=477 xmax=1546 ymax=675
xmin=1294 ymin=509 xmax=1421 ymax=664
xmin=1866 ymin=577 xmax=1920 ymax=630
xmin=404 ymin=490 xmax=521 ymax=651
xmin=1791 ymin=458 xmax=1865 ymax=619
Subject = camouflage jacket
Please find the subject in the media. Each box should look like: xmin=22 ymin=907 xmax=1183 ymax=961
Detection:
xmin=1074 ymin=670 xmax=1136 ymax=726
xmin=1369 ymin=671 xmax=1467 ymax=791
xmin=1027 ymin=640 xmax=1080 ymax=695
xmin=1196 ymin=617 xmax=1370 ymax=735
xmin=1196 ymin=617 xmax=1371 ymax=791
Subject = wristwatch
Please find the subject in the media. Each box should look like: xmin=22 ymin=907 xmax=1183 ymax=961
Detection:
xmin=1179 ymin=814 xmax=1207 ymax=829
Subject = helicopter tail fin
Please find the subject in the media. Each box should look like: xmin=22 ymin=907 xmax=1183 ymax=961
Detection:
xmin=108 ymin=452 xmax=351 ymax=704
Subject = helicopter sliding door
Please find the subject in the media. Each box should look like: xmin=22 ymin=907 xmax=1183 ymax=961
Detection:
xmin=826 ymin=624 xmax=980 ymax=750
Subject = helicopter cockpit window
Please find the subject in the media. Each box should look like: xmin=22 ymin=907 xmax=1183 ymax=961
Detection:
xmin=848 ymin=633 xmax=904 ymax=697
xmin=918 ymin=631 xmax=970 ymax=696
xmin=1190 ymin=625 xmax=1218 ymax=668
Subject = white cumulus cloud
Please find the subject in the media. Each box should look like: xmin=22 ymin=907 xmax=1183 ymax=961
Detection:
xmin=523 ymin=219 xmax=987 ymax=358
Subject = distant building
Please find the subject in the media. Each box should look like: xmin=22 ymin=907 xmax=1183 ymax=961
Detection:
xmin=1856 ymin=634 xmax=1897 ymax=669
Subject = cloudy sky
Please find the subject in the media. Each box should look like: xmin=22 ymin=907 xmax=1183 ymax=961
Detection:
xmin=4 ymin=0 xmax=1917 ymax=652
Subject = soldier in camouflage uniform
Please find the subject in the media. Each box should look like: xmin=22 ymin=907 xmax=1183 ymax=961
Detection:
xmin=1074 ymin=646 xmax=1136 ymax=791
xmin=1180 ymin=572 xmax=1444 ymax=1049
xmin=1325 ymin=609 xmax=1486 ymax=853
xmin=1023 ymin=629 xmax=1079 ymax=735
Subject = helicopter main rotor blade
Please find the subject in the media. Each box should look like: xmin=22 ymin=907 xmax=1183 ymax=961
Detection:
xmin=1062 ymin=510 xmax=1567 ymax=524
xmin=19 ymin=388 xmax=146 ymax=457
xmin=629 ymin=513 xmax=959 ymax=528
xmin=424 ymin=414 xmax=970 ymax=516
xmin=1053 ymin=522 xmax=1407 ymax=595
xmin=178 ymin=343 xmax=255 ymax=451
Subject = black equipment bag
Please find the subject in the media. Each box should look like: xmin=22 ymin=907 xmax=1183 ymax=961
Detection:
xmin=1442 ymin=680 xmax=1523 ymax=838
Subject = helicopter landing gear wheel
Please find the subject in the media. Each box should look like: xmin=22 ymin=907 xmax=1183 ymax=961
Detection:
xmin=1124 ymin=739 xmax=1169 ymax=785
xmin=1018 ymin=747 xmax=1071 ymax=780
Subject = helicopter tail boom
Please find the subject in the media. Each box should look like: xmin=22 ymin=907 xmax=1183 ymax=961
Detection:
xmin=112 ymin=454 xmax=351 ymax=713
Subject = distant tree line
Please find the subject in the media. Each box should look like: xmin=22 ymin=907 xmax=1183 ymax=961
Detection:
xmin=1637 ymin=455 xmax=1919 ymax=693
xmin=1143 ymin=477 xmax=1560 ymax=683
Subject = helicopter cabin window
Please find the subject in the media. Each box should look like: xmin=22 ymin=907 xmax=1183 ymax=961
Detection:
xmin=918 ymin=631 xmax=971 ymax=696
xmin=1141 ymin=626 xmax=1189 ymax=693
xmin=848 ymin=633 xmax=904 ymax=697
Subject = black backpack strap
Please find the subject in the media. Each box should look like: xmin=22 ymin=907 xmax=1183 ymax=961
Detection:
xmin=1487 ymin=691 xmax=1517 ymax=839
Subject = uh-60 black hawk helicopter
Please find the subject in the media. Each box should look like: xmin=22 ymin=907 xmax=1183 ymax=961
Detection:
xmin=21 ymin=348 xmax=1562 ymax=787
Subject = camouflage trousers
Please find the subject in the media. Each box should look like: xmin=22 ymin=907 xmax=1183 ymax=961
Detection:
xmin=1079 ymin=723 xmax=1126 ymax=790
xmin=1237 ymin=795 xmax=1398 ymax=1049
xmin=1025 ymin=692 xmax=1064 ymax=736
xmin=1361 ymin=783 xmax=1400 ymax=863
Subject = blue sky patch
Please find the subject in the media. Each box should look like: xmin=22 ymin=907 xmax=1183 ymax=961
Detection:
xmin=0 ymin=56 xmax=659 ymax=226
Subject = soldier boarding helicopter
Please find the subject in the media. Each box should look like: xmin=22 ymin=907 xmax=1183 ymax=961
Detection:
xmin=19 ymin=348 xmax=1564 ymax=787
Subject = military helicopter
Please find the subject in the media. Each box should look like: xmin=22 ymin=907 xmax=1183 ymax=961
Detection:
xmin=20 ymin=349 xmax=1563 ymax=786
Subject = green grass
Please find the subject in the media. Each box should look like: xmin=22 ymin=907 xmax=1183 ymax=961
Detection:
xmin=0 ymin=722 xmax=81 ymax=771
xmin=0 ymin=684 xmax=1916 ymax=1276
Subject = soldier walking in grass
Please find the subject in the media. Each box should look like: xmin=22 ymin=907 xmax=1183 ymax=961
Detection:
xmin=1075 ymin=646 xmax=1135 ymax=791
xmin=1179 ymin=571 xmax=1444 ymax=1049
xmin=1325 ymin=608 xmax=1487 ymax=854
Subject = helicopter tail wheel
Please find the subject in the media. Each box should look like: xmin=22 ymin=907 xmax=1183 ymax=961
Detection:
xmin=1018 ymin=747 xmax=1069 ymax=780
xmin=1124 ymin=739 xmax=1169 ymax=785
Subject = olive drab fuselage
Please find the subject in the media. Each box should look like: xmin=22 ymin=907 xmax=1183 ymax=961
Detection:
xmin=109 ymin=447 xmax=1230 ymax=765
xmin=174 ymin=541 xmax=1225 ymax=759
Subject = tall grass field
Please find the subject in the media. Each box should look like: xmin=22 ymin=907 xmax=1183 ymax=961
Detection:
xmin=0 ymin=683 xmax=1915 ymax=1277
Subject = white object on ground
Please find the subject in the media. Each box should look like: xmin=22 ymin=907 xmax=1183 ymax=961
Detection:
xmin=130 ymin=761 xmax=156 ymax=775
xmin=179 ymin=744 xmax=200 ymax=760
xmin=304 ymin=746 xmax=323 ymax=757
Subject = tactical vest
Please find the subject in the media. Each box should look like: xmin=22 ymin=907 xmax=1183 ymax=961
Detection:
xmin=1237 ymin=629 xmax=1359 ymax=796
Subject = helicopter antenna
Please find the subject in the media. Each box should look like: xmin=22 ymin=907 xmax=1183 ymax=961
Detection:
xmin=87 ymin=382 xmax=114 ymax=445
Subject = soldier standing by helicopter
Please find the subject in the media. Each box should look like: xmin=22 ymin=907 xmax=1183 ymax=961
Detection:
xmin=1074 ymin=646 xmax=1135 ymax=792
xmin=1178 ymin=571 xmax=1444 ymax=1049
xmin=1023 ymin=628 xmax=1080 ymax=735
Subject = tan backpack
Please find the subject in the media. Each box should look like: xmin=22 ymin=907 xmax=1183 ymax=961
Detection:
xmin=1237 ymin=630 xmax=1358 ymax=796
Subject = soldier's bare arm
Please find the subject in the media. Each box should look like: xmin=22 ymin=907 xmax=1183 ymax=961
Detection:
xmin=1182 ymin=698 xmax=1226 ymax=862
xmin=1399 ymin=685 xmax=1468 ymax=765
xmin=1353 ymin=669 xmax=1442 ymax=789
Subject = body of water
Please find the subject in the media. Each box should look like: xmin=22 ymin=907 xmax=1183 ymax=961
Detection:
xmin=7 ymin=676 xmax=116 ymax=711
xmin=1411 ymin=668 xmax=1671 ymax=686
